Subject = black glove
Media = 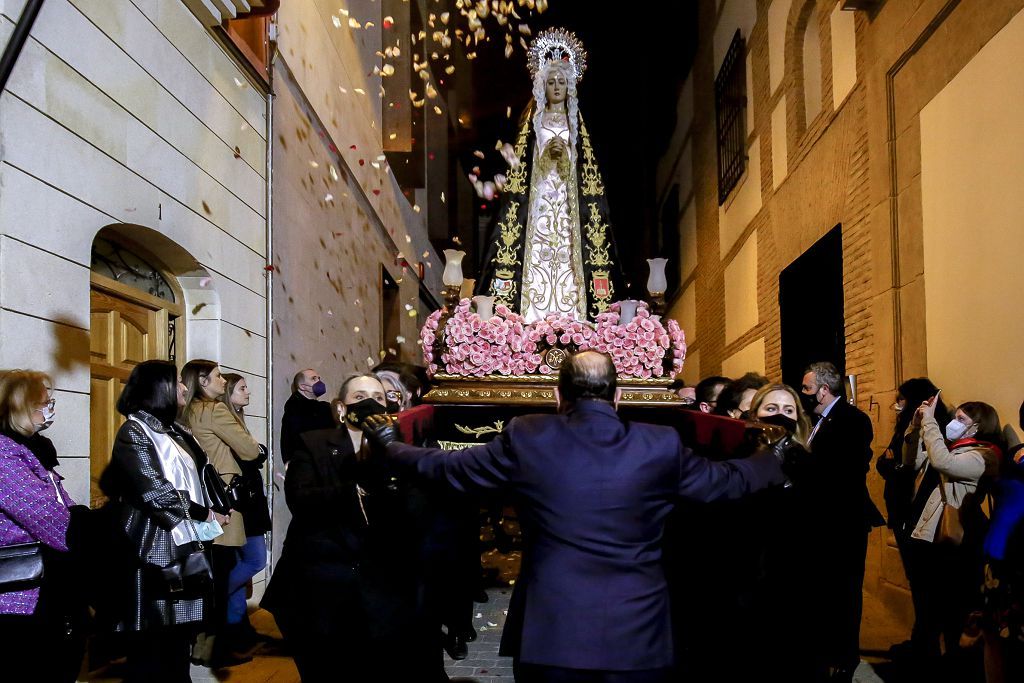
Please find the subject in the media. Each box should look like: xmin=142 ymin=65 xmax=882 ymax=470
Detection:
xmin=769 ymin=435 xmax=812 ymax=479
xmin=361 ymin=413 xmax=403 ymax=451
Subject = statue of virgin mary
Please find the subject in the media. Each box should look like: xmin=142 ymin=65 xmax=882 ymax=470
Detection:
xmin=476 ymin=28 xmax=624 ymax=323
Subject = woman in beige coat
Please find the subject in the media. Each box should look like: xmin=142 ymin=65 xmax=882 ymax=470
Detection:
xmin=181 ymin=359 xmax=261 ymax=668
xmin=903 ymin=395 xmax=1004 ymax=670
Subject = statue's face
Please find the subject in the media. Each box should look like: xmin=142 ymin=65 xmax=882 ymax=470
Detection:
xmin=544 ymin=68 xmax=568 ymax=106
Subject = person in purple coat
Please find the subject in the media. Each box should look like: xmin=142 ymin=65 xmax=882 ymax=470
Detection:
xmin=363 ymin=351 xmax=789 ymax=683
xmin=0 ymin=369 xmax=87 ymax=682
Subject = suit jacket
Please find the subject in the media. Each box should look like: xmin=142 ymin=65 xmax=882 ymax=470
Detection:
xmin=807 ymin=398 xmax=885 ymax=533
xmin=279 ymin=392 xmax=335 ymax=464
xmin=387 ymin=400 xmax=785 ymax=671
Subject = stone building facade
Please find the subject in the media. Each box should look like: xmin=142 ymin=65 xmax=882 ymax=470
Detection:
xmin=0 ymin=0 xmax=451 ymax=598
xmin=660 ymin=0 xmax=1024 ymax=622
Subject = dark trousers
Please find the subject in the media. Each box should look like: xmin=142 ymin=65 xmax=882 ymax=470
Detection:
xmin=514 ymin=661 xmax=672 ymax=683
xmin=905 ymin=537 xmax=981 ymax=659
xmin=124 ymin=629 xmax=194 ymax=682
xmin=816 ymin=528 xmax=870 ymax=673
xmin=0 ymin=612 xmax=86 ymax=683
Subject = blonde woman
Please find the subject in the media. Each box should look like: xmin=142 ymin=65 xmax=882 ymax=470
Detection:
xmin=181 ymin=359 xmax=261 ymax=667
xmin=747 ymin=383 xmax=813 ymax=446
xmin=0 ymin=370 xmax=86 ymax=682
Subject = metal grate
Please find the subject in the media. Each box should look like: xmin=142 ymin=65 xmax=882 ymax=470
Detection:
xmin=715 ymin=30 xmax=748 ymax=205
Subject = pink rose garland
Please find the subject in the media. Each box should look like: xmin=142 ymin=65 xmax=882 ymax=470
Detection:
xmin=420 ymin=300 xmax=686 ymax=379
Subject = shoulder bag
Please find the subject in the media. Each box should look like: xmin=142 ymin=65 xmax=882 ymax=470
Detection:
xmin=935 ymin=479 xmax=965 ymax=546
xmin=0 ymin=542 xmax=44 ymax=592
xmin=146 ymin=492 xmax=214 ymax=599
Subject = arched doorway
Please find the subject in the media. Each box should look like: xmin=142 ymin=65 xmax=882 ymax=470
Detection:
xmin=88 ymin=232 xmax=185 ymax=505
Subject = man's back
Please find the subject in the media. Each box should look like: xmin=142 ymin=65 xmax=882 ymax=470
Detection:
xmin=499 ymin=401 xmax=682 ymax=669
xmin=388 ymin=398 xmax=782 ymax=671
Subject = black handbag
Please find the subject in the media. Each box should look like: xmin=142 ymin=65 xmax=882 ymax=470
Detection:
xmin=0 ymin=542 xmax=44 ymax=592
xmin=146 ymin=493 xmax=214 ymax=599
xmin=202 ymin=463 xmax=232 ymax=515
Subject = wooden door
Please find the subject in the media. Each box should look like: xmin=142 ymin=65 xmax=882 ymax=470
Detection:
xmin=89 ymin=275 xmax=173 ymax=506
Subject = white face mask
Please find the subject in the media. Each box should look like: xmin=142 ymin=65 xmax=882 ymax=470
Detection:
xmin=34 ymin=402 xmax=56 ymax=432
xmin=945 ymin=419 xmax=968 ymax=442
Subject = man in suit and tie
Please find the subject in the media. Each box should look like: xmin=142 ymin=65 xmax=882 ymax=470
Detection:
xmin=800 ymin=361 xmax=885 ymax=683
xmin=363 ymin=351 xmax=789 ymax=683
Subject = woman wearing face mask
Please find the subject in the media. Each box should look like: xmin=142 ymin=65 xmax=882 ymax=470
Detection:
xmin=0 ymin=370 xmax=88 ymax=682
xmin=181 ymin=359 xmax=261 ymax=668
xmin=730 ymin=383 xmax=817 ymax=682
xmin=98 ymin=360 xmax=228 ymax=682
xmin=263 ymin=374 xmax=434 ymax=681
xmin=905 ymin=395 xmax=1004 ymax=670
xmin=873 ymin=378 xmax=949 ymax=661
xmin=672 ymin=383 xmax=811 ymax=682
xmin=215 ymin=373 xmax=271 ymax=656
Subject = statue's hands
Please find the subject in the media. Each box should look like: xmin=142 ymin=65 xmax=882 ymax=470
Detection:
xmin=545 ymin=136 xmax=568 ymax=161
xmin=361 ymin=414 xmax=403 ymax=452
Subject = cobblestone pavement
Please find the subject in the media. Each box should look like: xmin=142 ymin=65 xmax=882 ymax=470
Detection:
xmin=446 ymin=587 xmax=514 ymax=682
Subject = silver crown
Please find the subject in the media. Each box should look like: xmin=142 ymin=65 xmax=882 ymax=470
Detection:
xmin=527 ymin=28 xmax=587 ymax=82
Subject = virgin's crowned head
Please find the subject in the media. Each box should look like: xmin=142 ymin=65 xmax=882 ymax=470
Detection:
xmin=543 ymin=63 xmax=570 ymax=108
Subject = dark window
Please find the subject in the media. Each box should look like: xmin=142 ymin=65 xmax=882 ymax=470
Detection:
xmin=715 ymin=30 xmax=748 ymax=204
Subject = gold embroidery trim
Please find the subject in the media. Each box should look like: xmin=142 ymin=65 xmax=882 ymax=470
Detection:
xmin=455 ymin=420 xmax=505 ymax=439
xmin=505 ymin=115 xmax=531 ymax=195
xmin=493 ymin=201 xmax=523 ymax=269
xmin=584 ymin=203 xmax=611 ymax=267
xmin=579 ymin=119 xmax=605 ymax=197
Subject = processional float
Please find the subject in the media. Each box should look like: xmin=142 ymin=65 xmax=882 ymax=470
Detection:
xmin=403 ymin=29 xmax=748 ymax=456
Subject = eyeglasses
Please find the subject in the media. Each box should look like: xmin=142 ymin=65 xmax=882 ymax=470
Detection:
xmin=36 ymin=398 xmax=56 ymax=412
xmin=385 ymin=389 xmax=404 ymax=403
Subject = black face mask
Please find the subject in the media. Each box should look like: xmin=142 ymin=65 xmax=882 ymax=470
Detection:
xmin=385 ymin=400 xmax=401 ymax=415
xmin=758 ymin=413 xmax=798 ymax=435
xmin=344 ymin=398 xmax=387 ymax=427
xmin=800 ymin=390 xmax=820 ymax=416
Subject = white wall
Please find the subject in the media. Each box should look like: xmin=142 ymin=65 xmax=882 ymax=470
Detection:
xmin=0 ymin=0 xmax=270 ymax=505
xmin=920 ymin=7 xmax=1024 ymax=434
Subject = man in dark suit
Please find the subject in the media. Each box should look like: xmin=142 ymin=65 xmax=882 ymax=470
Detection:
xmin=279 ymin=368 xmax=334 ymax=464
xmin=800 ymin=361 xmax=886 ymax=683
xmin=364 ymin=351 xmax=788 ymax=683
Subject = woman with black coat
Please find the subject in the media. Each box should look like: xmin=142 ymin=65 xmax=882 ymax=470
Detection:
xmin=98 ymin=360 xmax=230 ymax=682
xmin=262 ymin=373 xmax=435 ymax=681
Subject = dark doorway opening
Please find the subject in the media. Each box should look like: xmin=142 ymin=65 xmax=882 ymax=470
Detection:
xmin=778 ymin=224 xmax=845 ymax=390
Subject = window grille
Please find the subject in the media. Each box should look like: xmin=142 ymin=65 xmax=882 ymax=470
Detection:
xmin=715 ymin=30 xmax=748 ymax=205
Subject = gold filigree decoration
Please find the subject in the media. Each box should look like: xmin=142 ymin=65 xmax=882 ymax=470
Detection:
xmin=505 ymin=116 xmax=532 ymax=195
xmin=584 ymin=203 xmax=611 ymax=267
xmin=455 ymin=420 xmax=505 ymax=439
xmin=438 ymin=441 xmax=480 ymax=450
xmin=493 ymin=201 xmax=523 ymax=268
xmin=579 ymin=119 xmax=604 ymax=197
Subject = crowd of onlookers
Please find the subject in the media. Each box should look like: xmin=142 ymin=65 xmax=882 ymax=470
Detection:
xmin=0 ymin=357 xmax=1022 ymax=682
xmin=667 ymin=368 xmax=1024 ymax=683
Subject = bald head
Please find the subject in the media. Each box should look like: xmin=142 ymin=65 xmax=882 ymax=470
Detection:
xmin=558 ymin=351 xmax=617 ymax=404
